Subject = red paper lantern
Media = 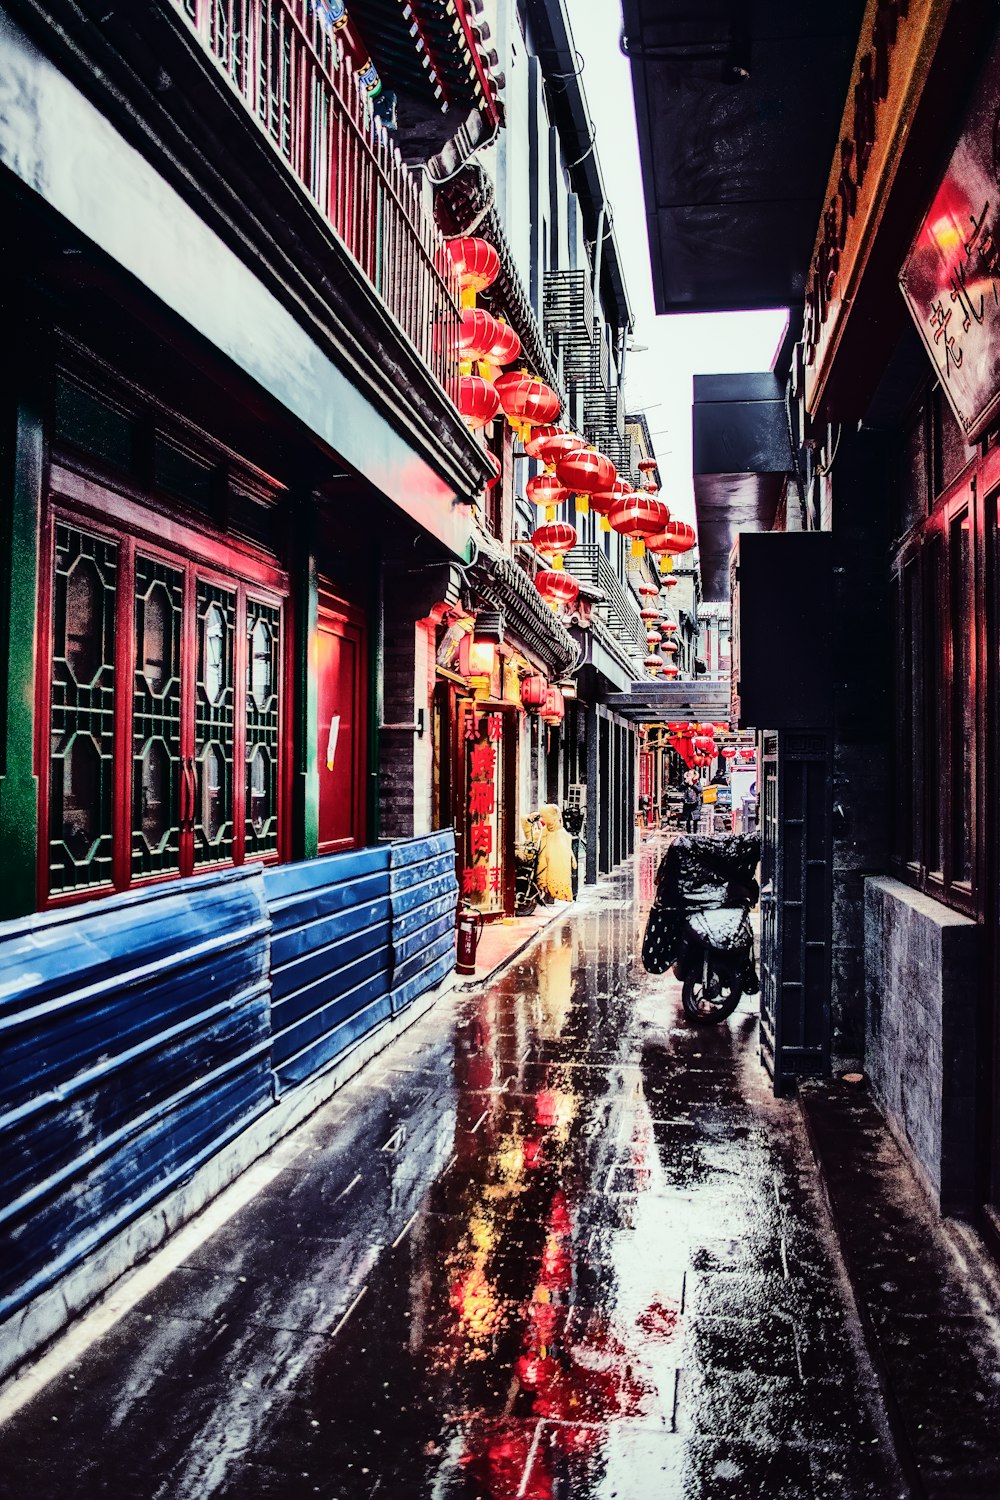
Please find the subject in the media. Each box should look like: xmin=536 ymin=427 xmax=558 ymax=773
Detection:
xmin=482 ymin=449 xmax=501 ymax=491
xmin=722 ymin=746 xmax=738 ymax=760
xmin=524 ymin=424 xmax=565 ymax=459
xmin=531 ymin=520 xmax=578 ymax=568
xmin=647 ymin=520 xmax=696 ymax=555
xmin=535 ymin=430 xmax=584 ymax=468
xmin=555 ymin=448 xmax=617 ymax=515
xmin=542 ymin=685 xmax=565 ymax=725
xmin=494 ymin=371 xmax=561 ymax=435
xmin=637 ymin=582 xmax=659 ymax=598
xmin=643 ymin=655 xmax=661 ymax=674
xmin=663 ymin=575 xmax=679 ymax=588
xmin=458 ymin=375 xmax=500 ymax=430
xmin=663 ymin=664 xmax=679 ymax=679
xmin=459 ymin=308 xmax=506 ymax=363
xmin=639 ymin=607 xmax=662 ymax=623
xmin=590 ymin=478 xmax=633 ymax=530
xmin=488 ymin=320 xmax=521 ymax=367
xmin=660 ymin=637 xmax=678 ymax=654
xmin=646 ymin=628 xmax=662 ymax=647
xmin=661 ymin=620 xmax=677 ymax=634
xmin=525 ymin=472 xmax=570 ymax=519
xmin=447 ymin=236 xmax=500 ymax=305
xmin=521 ymin=674 xmax=548 ymax=711
xmin=609 ymin=492 xmax=671 ymax=554
xmin=535 ymin=568 xmax=579 ymax=609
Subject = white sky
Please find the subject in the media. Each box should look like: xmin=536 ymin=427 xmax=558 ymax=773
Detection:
xmin=565 ymin=0 xmax=789 ymax=525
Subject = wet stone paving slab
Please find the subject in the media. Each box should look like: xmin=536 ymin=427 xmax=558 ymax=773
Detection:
xmin=0 ymin=851 xmax=905 ymax=1499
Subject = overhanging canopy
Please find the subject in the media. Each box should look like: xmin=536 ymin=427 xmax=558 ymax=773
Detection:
xmin=622 ymin=0 xmax=867 ymax=313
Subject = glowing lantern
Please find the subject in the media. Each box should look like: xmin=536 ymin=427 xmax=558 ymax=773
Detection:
xmin=458 ymin=375 xmax=500 ymax=430
xmin=535 ymin=569 xmax=579 ymax=609
xmin=542 ymin=686 xmax=565 ymax=725
xmin=608 ymin=491 xmax=670 ymax=555
xmin=494 ymin=371 xmax=561 ymax=440
xmin=555 ymin=447 xmax=616 ymax=516
xmin=525 ymin=472 xmax=570 ymax=521
xmin=459 ymin=635 xmax=498 ymax=679
xmin=531 ymin=520 xmax=578 ymax=569
xmin=647 ymin=520 xmax=696 ymax=556
xmin=447 ymin=236 xmax=500 ymax=307
xmin=521 ymin=674 xmax=548 ymax=712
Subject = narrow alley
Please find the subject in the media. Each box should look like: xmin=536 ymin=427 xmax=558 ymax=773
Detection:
xmin=0 ymin=849 xmax=912 ymax=1499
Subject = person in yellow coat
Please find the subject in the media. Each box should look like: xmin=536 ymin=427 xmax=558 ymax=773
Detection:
xmin=536 ymin=804 xmax=576 ymax=902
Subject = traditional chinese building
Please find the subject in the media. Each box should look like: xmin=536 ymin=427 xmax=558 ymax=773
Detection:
xmin=626 ymin=0 xmax=1000 ymax=1246
xmin=0 ymin=0 xmax=505 ymax=1374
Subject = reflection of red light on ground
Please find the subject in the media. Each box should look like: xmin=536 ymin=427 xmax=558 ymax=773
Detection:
xmin=522 ymin=1136 xmax=544 ymax=1169
xmin=636 ymin=1297 xmax=681 ymax=1340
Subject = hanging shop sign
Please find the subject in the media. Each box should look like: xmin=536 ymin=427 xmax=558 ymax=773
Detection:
xmin=462 ymin=706 xmax=505 ymax=913
xmin=803 ymin=0 xmax=948 ymax=415
xmin=899 ymin=28 xmax=1000 ymax=440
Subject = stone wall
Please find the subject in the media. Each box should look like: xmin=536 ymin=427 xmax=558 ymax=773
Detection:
xmin=864 ymin=876 xmax=978 ymax=1214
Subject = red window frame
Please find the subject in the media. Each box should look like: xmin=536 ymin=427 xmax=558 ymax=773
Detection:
xmin=37 ymin=464 xmax=293 ymax=909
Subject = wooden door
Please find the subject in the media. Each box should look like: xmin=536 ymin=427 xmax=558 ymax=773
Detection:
xmin=316 ymin=591 xmax=367 ymax=855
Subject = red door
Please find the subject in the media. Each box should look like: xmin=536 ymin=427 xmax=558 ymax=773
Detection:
xmin=317 ymin=590 xmax=368 ymax=854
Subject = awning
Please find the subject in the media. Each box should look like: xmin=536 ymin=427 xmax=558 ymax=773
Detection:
xmin=693 ymin=373 xmax=793 ymax=602
xmin=621 ymin=0 xmax=867 ymax=313
xmin=600 ymin=679 xmax=731 ymax=724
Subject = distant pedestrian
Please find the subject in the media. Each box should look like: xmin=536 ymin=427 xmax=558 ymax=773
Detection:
xmin=682 ymin=781 xmax=699 ymax=833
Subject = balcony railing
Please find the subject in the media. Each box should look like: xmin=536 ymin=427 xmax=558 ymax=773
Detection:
xmin=564 ymin=543 xmax=645 ymax=657
xmin=171 ymin=0 xmax=460 ymax=401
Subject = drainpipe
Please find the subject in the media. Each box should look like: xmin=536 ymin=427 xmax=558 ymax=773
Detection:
xmin=591 ymin=206 xmax=605 ymax=315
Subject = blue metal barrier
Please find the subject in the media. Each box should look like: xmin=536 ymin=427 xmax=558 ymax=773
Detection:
xmin=0 ymin=867 xmax=271 ymax=1323
xmin=0 ymin=833 xmax=457 ymax=1329
xmin=389 ymin=831 xmax=459 ymax=1013
xmin=264 ymin=847 xmax=392 ymax=1091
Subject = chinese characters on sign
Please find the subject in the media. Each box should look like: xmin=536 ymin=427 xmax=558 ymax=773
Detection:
xmin=900 ymin=33 xmax=1000 ymax=439
xmin=462 ymin=708 xmax=504 ymax=910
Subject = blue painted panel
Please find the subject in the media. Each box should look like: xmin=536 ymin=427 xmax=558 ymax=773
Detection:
xmin=277 ymin=995 xmax=394 ymax=1089
xmin=388 ymin=833 xmax=457 ymax=1014
xmin=264 ymin=849 xmax=393 ymax=1091
xmin=393 ymin=891 xmax=458 ymax=940
xmin=0 ymin=868 xmax=271 ymax=1321
xmin=392 ymin=950 xmax=456 ymax=1013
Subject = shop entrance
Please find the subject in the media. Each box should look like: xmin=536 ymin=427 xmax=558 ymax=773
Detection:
xmin=316 ymin=589 xmax=368 ymax=855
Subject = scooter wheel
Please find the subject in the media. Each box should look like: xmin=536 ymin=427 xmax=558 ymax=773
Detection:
xmin=681 ymin=966 xmax=742 ymax=1025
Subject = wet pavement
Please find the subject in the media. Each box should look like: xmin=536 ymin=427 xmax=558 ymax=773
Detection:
xmin=0 ymin=846 xmax=907 ymax=1499
xmin=802 ymin=1081 xmax=1000 ymax=1499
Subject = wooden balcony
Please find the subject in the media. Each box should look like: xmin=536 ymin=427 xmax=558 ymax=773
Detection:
xmin=170 ymin=0 xmax=460 ymax=404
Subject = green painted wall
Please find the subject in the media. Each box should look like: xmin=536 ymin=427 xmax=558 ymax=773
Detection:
xmin=0 ymin=399 xmax=42 ymax=919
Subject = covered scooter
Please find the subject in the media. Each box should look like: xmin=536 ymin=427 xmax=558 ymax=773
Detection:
xmin=642 ymin=834 xmax=761 ymax=1024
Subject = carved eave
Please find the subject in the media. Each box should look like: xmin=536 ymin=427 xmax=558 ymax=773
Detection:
xmin=6 ymin=0 xmax=492 ymax=502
